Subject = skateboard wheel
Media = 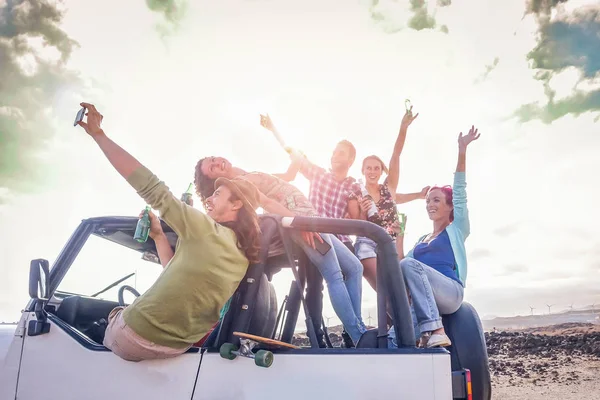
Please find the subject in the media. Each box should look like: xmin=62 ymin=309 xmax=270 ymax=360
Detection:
xmin=219 ymin=343 xmax=238 ymax=360
xmin=254 ymin=350 xmax=273 ymax=368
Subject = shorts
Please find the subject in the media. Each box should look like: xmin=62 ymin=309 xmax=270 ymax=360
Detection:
xmin=354 ymin=237 xmax=378 ymax=260
xmin=103 ymin=306 xmax=191 ymax=362
xmin=354 ymin=236 xmax=396 ymax=261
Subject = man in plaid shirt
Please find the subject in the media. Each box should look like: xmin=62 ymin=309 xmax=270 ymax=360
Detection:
xmin=263 ymin=116 xmax=363 ymax=347
xmin=276 ymin=139 xmax=362 ymax=250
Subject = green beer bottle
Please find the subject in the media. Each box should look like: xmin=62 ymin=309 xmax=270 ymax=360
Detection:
xmin=181 ymin=182 xmax=194 ymax=206
xmin=134 ymin=205 xmax=151 ymax=243
xmin=396 ymin=211 xmax=407 ymax=235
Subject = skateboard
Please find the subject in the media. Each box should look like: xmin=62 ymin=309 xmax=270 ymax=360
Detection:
xmin=219 ymin=331 xmax=299 ymax=368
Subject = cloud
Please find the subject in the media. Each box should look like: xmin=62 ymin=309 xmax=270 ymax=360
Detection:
xmin=368 ymin=0 xmax=450 ymax=34
xmin=0 ymin=0 xmax=84 ymax=203
xmin=493 ymin=222 xmax=520 ymax=237
xmin=524 ymin=0 xmax=569 ymax=16
xmin=496 ymin=264 xmax=529 ymax=276
xmin=517 ymin=3 xmax=600 ymax=123
xmin=145 ymin=0 xmax=188 ymax=36
xmin=469 ymin=248 xmax=492 ymax=261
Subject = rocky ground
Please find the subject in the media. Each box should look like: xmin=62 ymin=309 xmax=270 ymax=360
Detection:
xmin=293 ymin=323 xmax=600 ymax=399
xmin=488 ymin=323 xmax=600 ymax=399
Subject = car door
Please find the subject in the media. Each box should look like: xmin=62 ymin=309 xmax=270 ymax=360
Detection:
xmin=15 ymin=223 xmax=203 ymax=400
xmin=16 ymin=311 xmax=204 ymax=400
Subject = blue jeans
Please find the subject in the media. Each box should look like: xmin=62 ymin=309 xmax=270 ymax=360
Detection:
xmin=388 ymin=257 xmax=463 ymax=347
xmin=292 ymin=232 xmax=367 ymax=343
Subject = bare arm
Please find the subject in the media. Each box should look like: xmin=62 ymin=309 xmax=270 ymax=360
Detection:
xmin=387 ymin=108 xmax=419 ymax=194
xmin=456 ymin=125 xmax=480 ymax=172
xmin=153 ymin=234 xmax=174 ymax=268
xmin=259 ymin=114 xmax=322 ymax=182
xmin=273 ymin=156 xmax=303 ymax=182
xmin=258 ymin=192 xmax=297 ymax=217
xmin=395 ymin=186 xmax=429 ymax=204
xmin=396 ymin=235 xmax=405 ymax=259
xmin=390 ymin=219 xmax=406 ymax=259
xmin=347 ymin=198 xmax=364 ymax=220
xmin=146 ymin=210 xmax=174 ymax=268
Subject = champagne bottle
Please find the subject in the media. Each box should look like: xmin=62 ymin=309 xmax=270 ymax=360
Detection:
xmin=358 ymin=179 xmax=378 ymax=218
xmin=181 ymin=182 xmax=194 ymax=206
xmin=134 ymin=205 xmax=151 ymax=243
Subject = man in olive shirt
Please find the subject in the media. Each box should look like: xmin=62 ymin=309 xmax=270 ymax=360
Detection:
xmin=77 ymin=102 xmax=261 ymax=361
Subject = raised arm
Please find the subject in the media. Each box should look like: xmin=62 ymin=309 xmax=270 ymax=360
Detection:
xmin=259 ymin=114 xmax=323 ymax=182
xmin=453 ymin=125 xmax=481 ymax=239
xmin=456 ymin=125 xmax=479 ymax=173
xmin=78 ymin=103 xmax=141 ymax=179
xmin=78 ymin=102 xmax=214 ymax=240
xmin=387 ymin=106 xmax=419 ymax=195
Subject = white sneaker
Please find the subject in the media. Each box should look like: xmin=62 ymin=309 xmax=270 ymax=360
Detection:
xmin=426 ymin=333 xmax=452 ymax=348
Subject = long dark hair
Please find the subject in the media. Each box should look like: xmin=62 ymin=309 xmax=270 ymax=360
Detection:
xmin=193 ymin=157 xmax=261 ymax=263
xmin=219 ymin=193 xmax=261 ymax=264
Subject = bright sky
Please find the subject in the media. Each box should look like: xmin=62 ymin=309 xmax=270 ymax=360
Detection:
xmin=1 ymin=0 xmax=599 ymax=324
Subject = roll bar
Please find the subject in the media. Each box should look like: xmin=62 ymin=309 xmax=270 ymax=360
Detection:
xmin=281 ymin=216 xmax=415 ymax=348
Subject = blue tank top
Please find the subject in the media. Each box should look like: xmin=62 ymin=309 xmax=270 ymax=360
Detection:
xmin=413 ymin=230 xmax=462 ymax=285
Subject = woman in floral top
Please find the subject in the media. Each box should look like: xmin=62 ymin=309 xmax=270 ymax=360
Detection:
xmin=348 ymin=106 xmax=423 ymax=291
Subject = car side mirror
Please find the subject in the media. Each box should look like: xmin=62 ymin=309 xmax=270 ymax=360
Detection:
xmin=29 ymin=259 xmax=50 ymax=301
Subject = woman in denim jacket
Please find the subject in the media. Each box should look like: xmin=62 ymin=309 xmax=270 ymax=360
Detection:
xmin=393 ymin=125 xmax=480 ymax=348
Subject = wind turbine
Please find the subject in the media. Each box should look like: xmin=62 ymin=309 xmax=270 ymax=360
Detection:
xmin=591 ymin=303 xmax=596 ymax=314
xmin=366 ymin=312 xmax=373 ymax=327
xmin=568 ymin=303 xmax=574 ymax=312
xmin=529 ymin=306 xmax=535 ymax=316
xmin=546 ymin=304 xmax=554 ymax=314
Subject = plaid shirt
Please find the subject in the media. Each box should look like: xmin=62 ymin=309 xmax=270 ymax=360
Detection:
xmin=300 ymin=160 xmax=361 ymax=243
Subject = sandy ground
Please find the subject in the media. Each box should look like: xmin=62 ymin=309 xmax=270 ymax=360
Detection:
xmin=490 ymin=323 xmax=600 ymax=399
xmin=492 ymin=356 xmax=600 ymax=399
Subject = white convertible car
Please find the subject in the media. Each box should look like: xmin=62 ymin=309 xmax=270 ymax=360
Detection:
xmin=0 ymin=215 xmax=491 ymax=400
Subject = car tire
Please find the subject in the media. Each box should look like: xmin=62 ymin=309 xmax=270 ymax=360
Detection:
xmin=442 ymin=302 xmax=492 ymax=400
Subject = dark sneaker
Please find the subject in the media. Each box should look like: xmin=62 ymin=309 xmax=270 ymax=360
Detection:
xmin=341 ymin=329 xmax=355 ymax=348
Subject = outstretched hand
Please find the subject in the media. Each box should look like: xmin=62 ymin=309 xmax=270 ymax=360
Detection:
xmin=419 ymin=186 xmax=431 ymax=199
xmin=401 ymin=106 xmax=419 ymax=129
xmin=458 ymin=125 xmax=481 ymax=149
xmin=77 ymin=102 xmax=105 ymax=138
xmin=260 ymin=113 xmax=275 ymax=132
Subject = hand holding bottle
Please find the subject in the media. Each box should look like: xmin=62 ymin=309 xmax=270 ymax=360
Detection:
xmin=139 ymin=208 xmax=164 ymax=240
xmin=359 ymin=197 xmax=376 ymax=218
xmin=391 ymin=213 xmax=407 ymax=236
